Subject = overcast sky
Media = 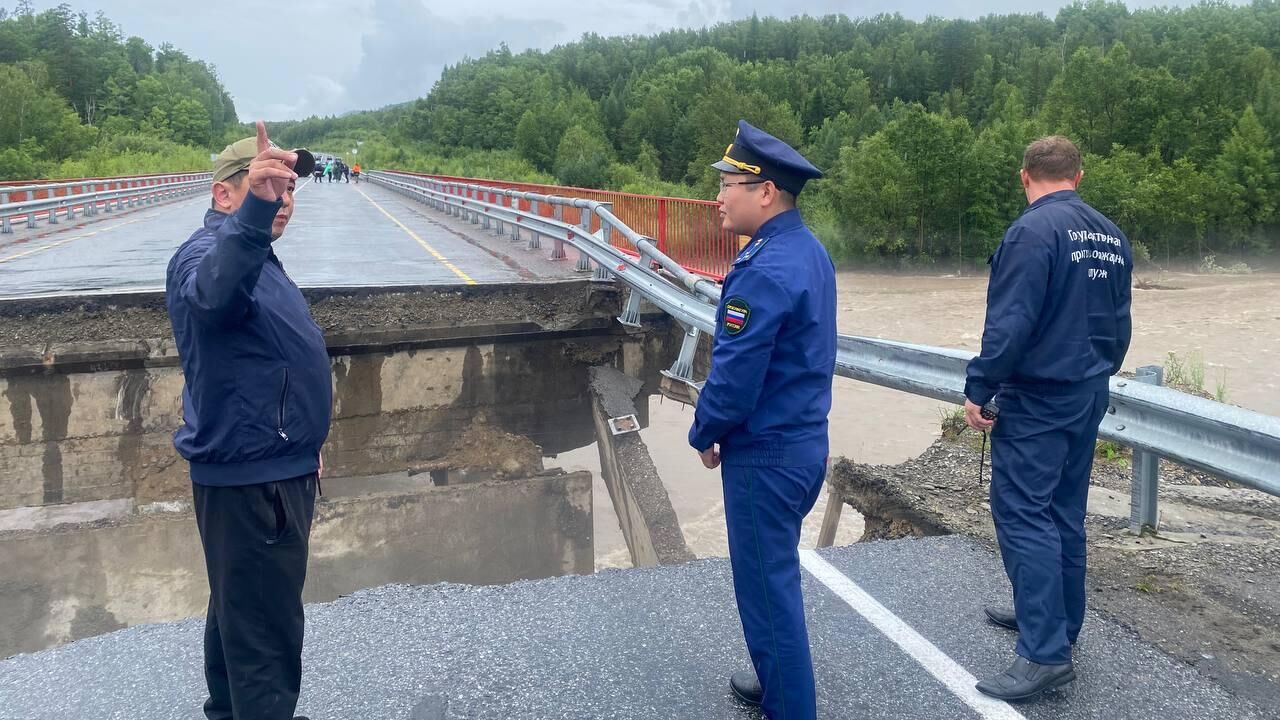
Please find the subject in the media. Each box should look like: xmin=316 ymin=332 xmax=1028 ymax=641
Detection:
xmin=30 ymin=0 xmax=1210 ymax=122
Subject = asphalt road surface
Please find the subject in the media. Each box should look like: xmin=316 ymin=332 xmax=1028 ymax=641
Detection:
xmin=0 ymin=177 xmax=578 ymax=299
xmin=0 ymin=536 xmax=1268 ymax=719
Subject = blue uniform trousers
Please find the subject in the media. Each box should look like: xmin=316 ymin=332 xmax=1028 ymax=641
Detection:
xmin=990 ymin=388 xmax=1109 ymax=665
xmin=723 ymin=462 xmax=826 ymax=720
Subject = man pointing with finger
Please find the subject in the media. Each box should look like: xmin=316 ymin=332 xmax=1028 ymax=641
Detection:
xmin=166 ymin=122 xmax=328 ymax=720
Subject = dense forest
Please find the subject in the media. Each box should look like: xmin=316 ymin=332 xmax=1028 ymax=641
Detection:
xmin=0 ymin=1 xmax=239 ymax=178
xmin=4 ymin=1 xmax=1279 ymax=264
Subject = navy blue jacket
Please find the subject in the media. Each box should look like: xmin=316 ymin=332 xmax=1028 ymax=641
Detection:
xmin=689 ymin=209 xmax=837 ymax=466
xmin=965 ymin=190 xmax=1133 ymax=405
xmin=165 ymin=193 xmax=332 ymax=486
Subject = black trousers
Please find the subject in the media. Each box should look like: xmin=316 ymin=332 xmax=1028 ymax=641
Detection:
xmin=193 ymin=474 xmax=317 ymax=720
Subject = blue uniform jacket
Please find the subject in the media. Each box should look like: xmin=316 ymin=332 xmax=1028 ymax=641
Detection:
xmin=689 ymin=209 xmax=837 ymax=466
xmin=165 ymin=193 xmax=333 ymax=486
xmin=965 ymin=190 xmax=1133 ymax=405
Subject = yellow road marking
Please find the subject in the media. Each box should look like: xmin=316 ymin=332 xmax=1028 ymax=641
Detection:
xmin=355 ymin=187 xmax=477 ymax=285
xmin=0 ymin=215 xmax=152 ymax=264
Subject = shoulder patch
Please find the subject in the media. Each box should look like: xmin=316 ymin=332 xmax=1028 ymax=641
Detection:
xmin=723 ymin=297 xmax=751 ymax=335
xmin=734 ymin=235 xmax=773 ymax=265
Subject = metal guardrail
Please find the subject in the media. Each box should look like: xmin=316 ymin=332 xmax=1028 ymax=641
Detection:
xmin=383 ymin=170 xmax=738 ymax=280
xmin=0 ymin=173 xmax=211 ymax=234
xmin=368 ymin=170 xmax=1280 ymax=521
xmin=835 ymin=337 xmax=1280 ymax=498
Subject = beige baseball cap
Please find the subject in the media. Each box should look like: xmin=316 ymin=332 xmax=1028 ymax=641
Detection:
xmin=212 ymin=137 xmax=315 ymax=182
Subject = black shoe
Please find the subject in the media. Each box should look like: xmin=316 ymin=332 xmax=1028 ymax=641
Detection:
xmin=984 ymin=606 xmax=1079 ymax=645
xmin=984 ymin=605 xmax=1018 ymax=631
xmin=975 ymin=656 xmax=1075 ymax=702
xmin=729 ymin=670 xmax=763 ymax=707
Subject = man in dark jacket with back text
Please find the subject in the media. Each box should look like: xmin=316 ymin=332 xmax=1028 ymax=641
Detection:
xmin=166 ymin=121 xmax=330 ymax=720
xmin=964 ymin=135 xmax=1132 ymax=702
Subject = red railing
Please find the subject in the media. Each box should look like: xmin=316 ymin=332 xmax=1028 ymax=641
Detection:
xmin=392 ymin=171 xmax=738 ymax=281
xmin=0 ymin=173 xmax=210 ymax=223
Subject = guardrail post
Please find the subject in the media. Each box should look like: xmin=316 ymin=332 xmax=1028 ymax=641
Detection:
xmin=664 ymin=325 xmax=701 ymax=384
xmin=1129 ymin=365 xmax=1164 ymax=534
xmin=618 ymin=289 xmax=643 ymax=328
xmin=512 ymin=216 xmax=522 ymax=244
xmin=83 ymin=184 xmax=95 ymax=216
xmin=527 ymin=201 xmax=541 ymax=249
xmin=594 ymin=206 xmax=618 ymax=282
xmin=553 ymin=231 xmax=569 ymax=261
xmin=48 ymin=199 xmax=59 ymax=224
xmin=1 ymin=191 xmax=11 ymax=233
xmin=104 ymin=182 xmax=115 ymax=213
xmin=576 ymin=207 xmax=594 ymax=272
xmin=25 ymin=204 xmax=36 ymax=229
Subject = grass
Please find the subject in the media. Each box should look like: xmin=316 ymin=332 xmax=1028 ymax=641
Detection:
xmin=939 ymin=406 xmax=967 ymax=440
xmin=1095 ymin=439 xmax=1131 ymax=468
xmin=1163 ymin=350 xmax=1229 ymax=402
xmin=1164 ymin=351 xmax=1205 ymax=393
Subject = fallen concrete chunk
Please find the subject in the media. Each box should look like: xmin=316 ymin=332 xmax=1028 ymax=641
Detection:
xmin=589 ymin=366 xmax=694 ymax=567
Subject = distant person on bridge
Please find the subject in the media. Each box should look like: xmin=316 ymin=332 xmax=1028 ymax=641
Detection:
xmin=312 ymin=160 xmax=324 ymax=184
xmin=324 ymin=159 xmax=335 ymax=182
xmin=341 ymin=161 xmax=350 ymax=183
xmin=351 ymin=162 xmax=361 ymax=183
xmin=689 ymin=120 xmax=833 ymax=720
xmin=964 ymin=136 xmax=1133 ymax=702
xmin=165 ymin=121 xmax=328 ymax=720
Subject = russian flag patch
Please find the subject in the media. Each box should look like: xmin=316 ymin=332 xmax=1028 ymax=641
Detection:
xmin=723 ymin=298 xmax=750 ymax=335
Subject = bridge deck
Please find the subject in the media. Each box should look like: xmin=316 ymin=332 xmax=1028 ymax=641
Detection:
xmin=0 ymin=536 xmax=1263 ymax=720
xmin=0 ymin=177 xmax=582 ymax=299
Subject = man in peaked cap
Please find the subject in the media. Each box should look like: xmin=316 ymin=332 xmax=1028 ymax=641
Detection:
xmin=689 ymin=120 xmax=836 ymax=720
xmin=166 ymin=122 xmax=326 ymax=720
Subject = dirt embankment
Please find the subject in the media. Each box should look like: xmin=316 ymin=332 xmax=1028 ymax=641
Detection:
xmin=829 ymin=431 xmax=1280 ymax=709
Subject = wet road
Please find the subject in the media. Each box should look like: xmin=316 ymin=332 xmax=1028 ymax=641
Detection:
xmin=0 ymin=178 xmax=569 ymax=299
xmin=0 ymin=536 xmax=1267 ymax=719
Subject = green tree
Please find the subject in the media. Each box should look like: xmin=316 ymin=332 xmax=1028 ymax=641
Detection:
xmin=825 ymin=134 xmax=918 ymax=258
xmin=553 ymin=124 xmax=613 ymax=188
xmin=634 ymin=140 xmax=661 ymax=178
xmin=1133 ymin=157 xmax=1212 ymax=261
xmin=514 ymin=105 xmax=568 ymax=173
xmin=1254 ymin=68 xmax=1280 ymax=151
xmin=1213 ymin=106 xmax=1278 ymax=246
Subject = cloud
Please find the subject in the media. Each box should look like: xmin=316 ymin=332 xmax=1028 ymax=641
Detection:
xmin=260 ymin=75 xmax=349 ymax=122
xmin=28 ymin=0 xmax=1226 ymax=121
xmin=342 ymin=0 xmax=563 ymax=112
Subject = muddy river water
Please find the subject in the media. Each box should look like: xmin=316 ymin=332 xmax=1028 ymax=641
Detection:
xmin=546 ymin=271 xmax=1280 ymax=568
